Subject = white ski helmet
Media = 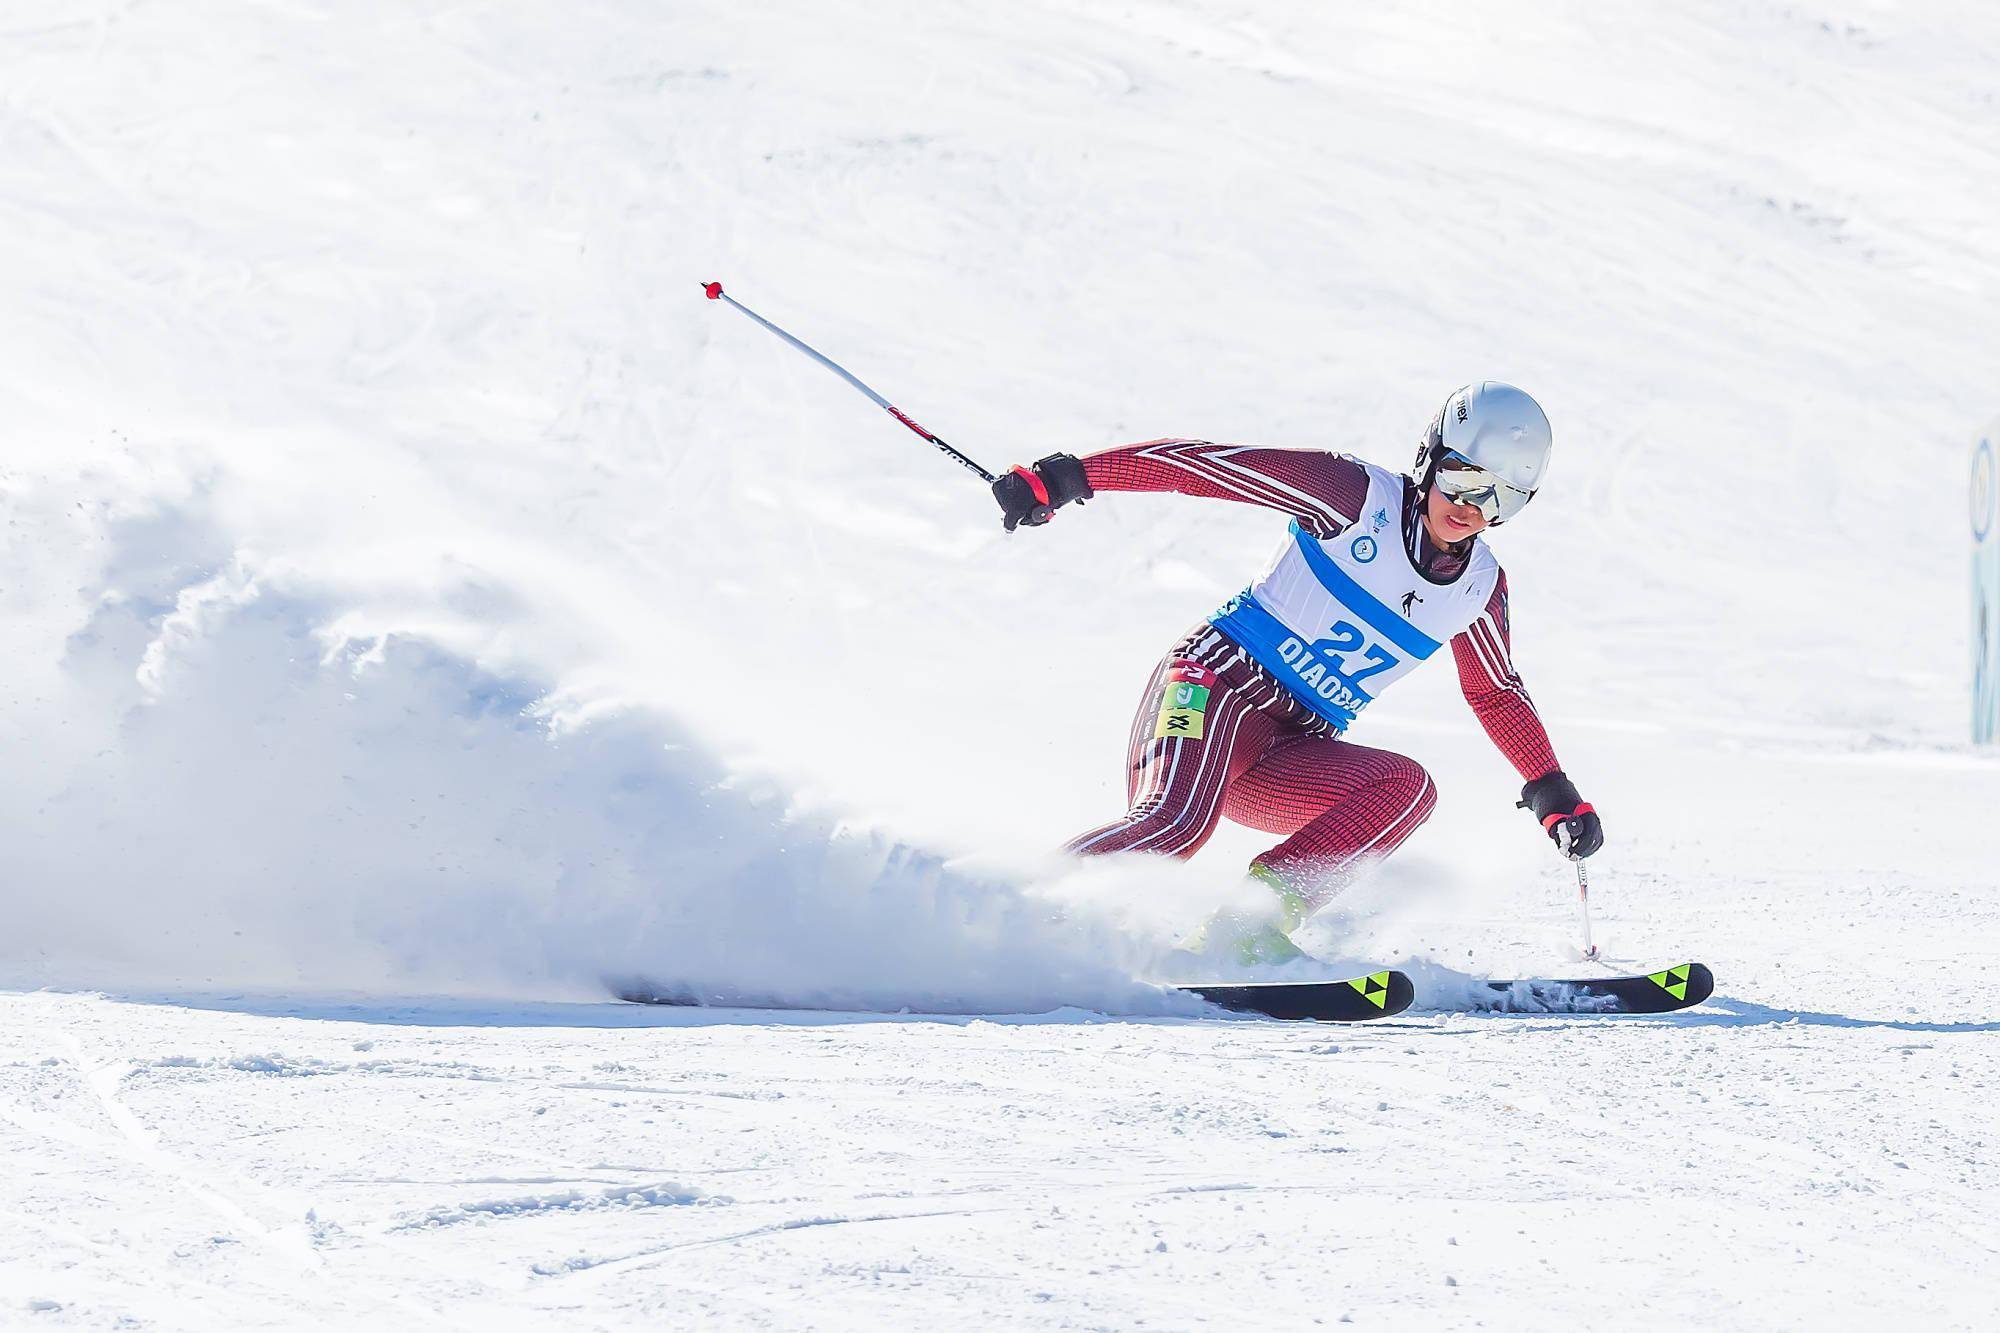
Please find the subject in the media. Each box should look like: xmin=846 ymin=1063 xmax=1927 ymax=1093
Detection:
xmin=1412 ymin=381 xmax=1552 ymax=524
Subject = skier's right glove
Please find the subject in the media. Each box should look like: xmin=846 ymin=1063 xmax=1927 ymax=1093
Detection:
xmin=991 ymin=453 xmax=1093 ymax=532
xmin=1518 ymin=770 xmax=1603 ymax=859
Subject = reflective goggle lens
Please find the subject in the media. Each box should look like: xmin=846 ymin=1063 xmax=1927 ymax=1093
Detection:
xmin=1432 ymin=452 xmax=1534 ymax=523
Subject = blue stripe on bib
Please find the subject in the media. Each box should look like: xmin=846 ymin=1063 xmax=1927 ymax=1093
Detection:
xmin=1209 ymin=592 xmax=1361 ymax=729
xmin=1283 ymin=521 xmax=1442 ymax=660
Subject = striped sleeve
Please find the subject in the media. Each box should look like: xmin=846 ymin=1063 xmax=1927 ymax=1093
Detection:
xmin=1079 ymin=439 xmax=1368 ymax=538
xmin=1450 ymin=570 xmax=1561 ymax=782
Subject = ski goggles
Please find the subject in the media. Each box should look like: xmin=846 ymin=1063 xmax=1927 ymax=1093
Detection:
xmin=1431 ymin=451 xmax=1535 ymax=524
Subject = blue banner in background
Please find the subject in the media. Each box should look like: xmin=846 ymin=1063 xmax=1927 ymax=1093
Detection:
xmin=1974 ymin=430 xmax=1999 ymax=745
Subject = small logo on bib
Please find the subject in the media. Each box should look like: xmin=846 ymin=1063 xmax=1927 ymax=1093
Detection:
xmin=1349 ymin=535 xmax=1378 ymax=564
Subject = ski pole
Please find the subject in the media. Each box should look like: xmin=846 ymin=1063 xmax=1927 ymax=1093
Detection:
xmin=1558 ymin=826 xmax=1600 ymax=962
xmin=1573 ymin=858 xmax=1599 ymax=962
xmin=701 ymin=281 xmax=997 ymax=484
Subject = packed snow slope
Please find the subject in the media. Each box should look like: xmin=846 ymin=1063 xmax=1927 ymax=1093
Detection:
xmin=3 ymin=1 xmax=1999 ymax=1328
xmin=1 ymin=0 xmax=1995 ymax=1001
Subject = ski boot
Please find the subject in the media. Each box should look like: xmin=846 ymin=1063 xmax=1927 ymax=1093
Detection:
xmin=1183 ymin=862 xmax=1312 ymax=967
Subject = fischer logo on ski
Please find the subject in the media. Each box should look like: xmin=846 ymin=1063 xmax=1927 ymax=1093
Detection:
xmin=1346 ymin=971 xmax=1394 ymax=1009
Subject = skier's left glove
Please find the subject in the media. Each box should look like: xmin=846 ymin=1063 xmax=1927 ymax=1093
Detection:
xmin=1518 ymin=770 xmax=1603 ymax=859
xmin=992 ymin=453 xmax=1093 ymax=532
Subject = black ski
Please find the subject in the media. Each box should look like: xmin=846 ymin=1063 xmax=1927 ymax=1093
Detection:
xmin=1176 ymin=969 xmax=1415 ymax=1022
xmin=1470 ymin=962 xmax=1713 ymax=1014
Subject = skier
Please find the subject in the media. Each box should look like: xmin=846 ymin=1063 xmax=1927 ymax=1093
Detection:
xmin=991 ymin=383 xmax=1603 ymax=964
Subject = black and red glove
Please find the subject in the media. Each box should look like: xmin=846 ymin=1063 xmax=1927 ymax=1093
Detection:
xmin=991 ymin=453 xmax=1093 ymax=532
xmin=1518 ymin=770 xmax=1603 ymax=859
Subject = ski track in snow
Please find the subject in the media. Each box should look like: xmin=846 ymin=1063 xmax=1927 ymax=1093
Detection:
xmin=3 ymin=0 xmax=1999 ymax=1326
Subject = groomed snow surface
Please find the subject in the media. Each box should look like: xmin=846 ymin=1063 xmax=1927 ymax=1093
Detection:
xmin=4 ymin=2 xmax=1998 ymax=1328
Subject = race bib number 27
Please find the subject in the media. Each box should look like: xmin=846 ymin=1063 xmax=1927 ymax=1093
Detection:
xmin=1154 ymin=662 xmax=1216 ymax=740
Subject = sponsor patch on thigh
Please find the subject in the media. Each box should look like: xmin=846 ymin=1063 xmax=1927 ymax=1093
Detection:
xmin=1154 ymin=662 xmax=1216 ymax=740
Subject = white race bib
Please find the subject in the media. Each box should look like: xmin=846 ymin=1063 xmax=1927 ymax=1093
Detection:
xmin=1210 ymin=460 xmax=1497 ymax=728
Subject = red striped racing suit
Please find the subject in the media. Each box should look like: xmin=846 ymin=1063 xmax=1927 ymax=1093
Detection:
xmin=1063 ymin=440 xmax=1563 ymax=912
